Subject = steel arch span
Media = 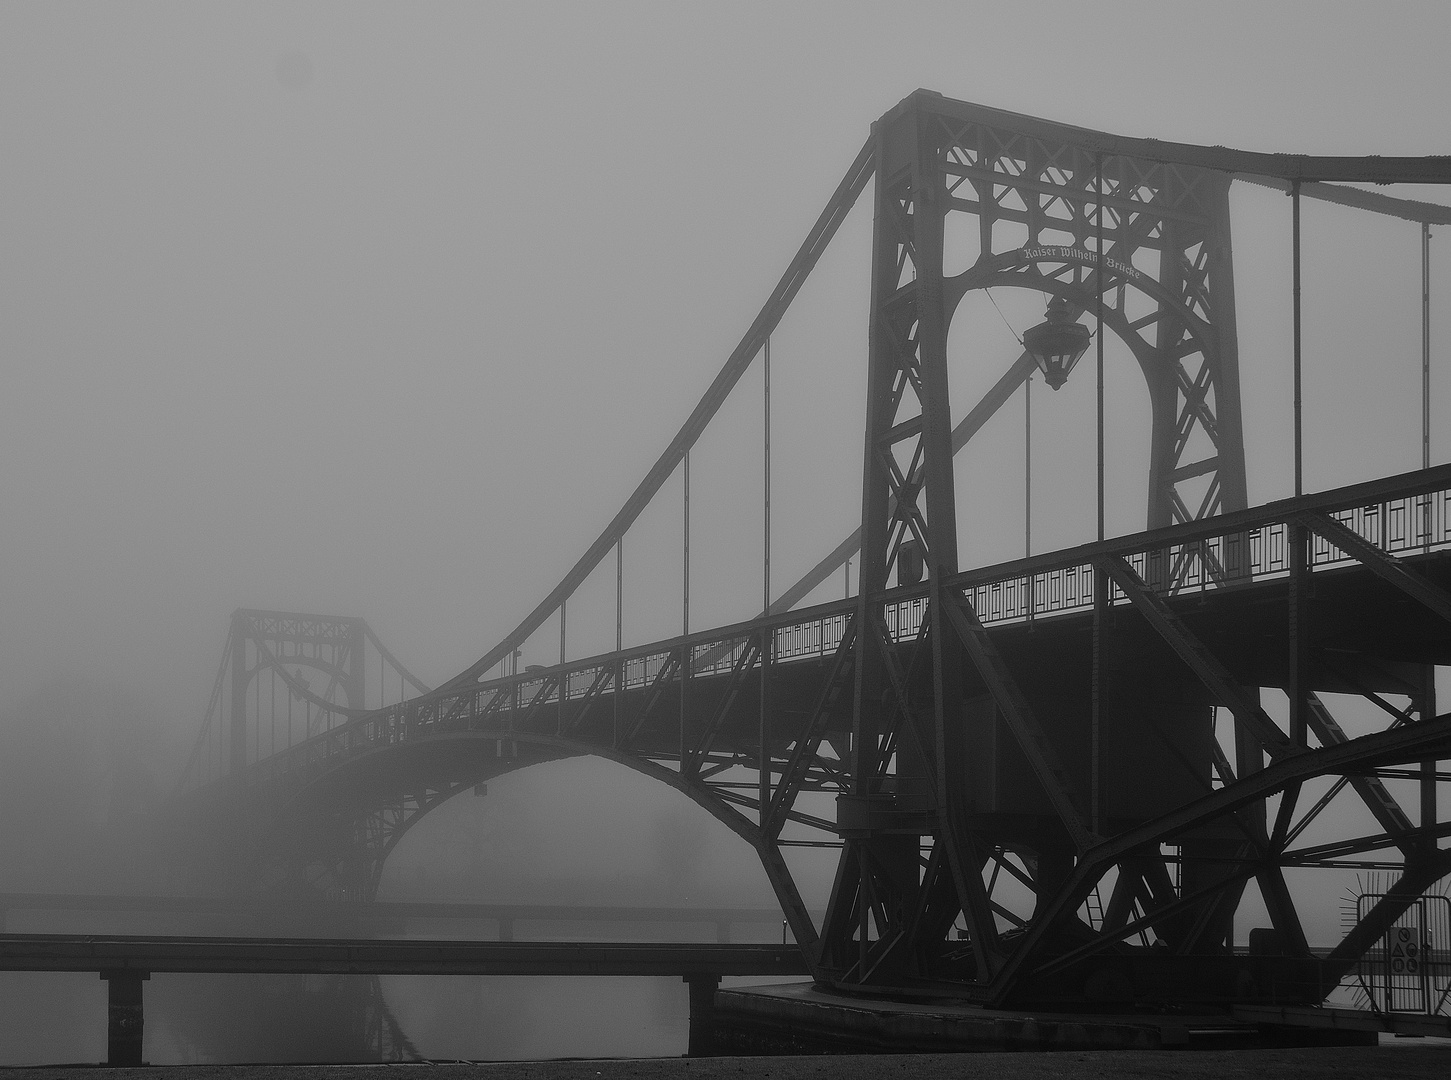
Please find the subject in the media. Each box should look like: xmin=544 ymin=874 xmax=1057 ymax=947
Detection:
xmin=177 ymin=91 xmax=1451 ymax=1012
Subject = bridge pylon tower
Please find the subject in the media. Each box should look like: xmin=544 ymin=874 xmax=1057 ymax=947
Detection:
xmin=227 ymin=609 xmax=366 ymax=777
xmin=820 ymin=91 xmax=1253 ymax=988
xmin=181 ymin=608 xmax=434 ymax=900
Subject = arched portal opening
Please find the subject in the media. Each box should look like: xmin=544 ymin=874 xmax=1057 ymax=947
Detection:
xmin=944 ymin=283 xmax=1155 ymax=566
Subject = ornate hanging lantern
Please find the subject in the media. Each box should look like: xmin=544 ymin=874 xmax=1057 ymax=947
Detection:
xmin=1022 ymin=295 xmax=1091 ymax=390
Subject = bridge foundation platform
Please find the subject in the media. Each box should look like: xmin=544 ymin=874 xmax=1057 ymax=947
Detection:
xmin=711 ymin=983 xmax=1379 ymax=1054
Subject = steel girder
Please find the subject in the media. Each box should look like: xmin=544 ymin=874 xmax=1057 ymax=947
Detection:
xmin=206 ymin=618 xmax=860 ymax=951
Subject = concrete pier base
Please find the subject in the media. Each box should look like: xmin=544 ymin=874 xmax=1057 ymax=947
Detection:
xmin=685 ymin=974 xmax=722 ymax=1056
xmin=99 ymin=969 xmax=149 ymax=1066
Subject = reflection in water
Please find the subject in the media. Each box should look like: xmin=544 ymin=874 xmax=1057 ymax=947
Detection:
xmin=152 ymin=974 xmax=414 ymax=1063
xmin=0 ymin=970 xmax=692 ymax=1063
xmin=384 ymin=975 xmax=689 ymax=1061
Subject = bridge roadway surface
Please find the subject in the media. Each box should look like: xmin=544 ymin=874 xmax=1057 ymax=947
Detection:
xmin=1 ymin=1045 xmax=1449 ymax=1079
xmin=0 ymin=895 xmax=790 ymax=940
xmin=0 ymin=933 xmax=805 ymax=1068
xmin=0 ymin=934 xmax=808 ymax=978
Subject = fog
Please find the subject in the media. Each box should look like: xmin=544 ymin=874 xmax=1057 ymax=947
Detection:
xmin=2 ymin=0 xmax=1450 ymax=1063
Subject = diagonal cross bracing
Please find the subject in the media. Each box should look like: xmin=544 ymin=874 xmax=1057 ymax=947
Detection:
xmin=1095 ymin=554 xmax=1293 ymax=758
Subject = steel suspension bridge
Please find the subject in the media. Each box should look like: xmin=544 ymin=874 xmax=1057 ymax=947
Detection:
xmin=173 ymin=90 xmax=1451 ymax=1016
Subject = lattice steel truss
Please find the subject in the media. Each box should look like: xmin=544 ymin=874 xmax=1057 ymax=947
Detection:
xmin=824 ymin=90 xmax=1255 ymax=987
xmin=816 ymin=91 xmax=1451 ymax=1003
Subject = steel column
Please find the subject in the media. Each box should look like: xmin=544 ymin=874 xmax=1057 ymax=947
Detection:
xmin=1293 ymin=181 xmax=1304 ymax=496
xmin=229 ymin=613 xmax=248 ymax=777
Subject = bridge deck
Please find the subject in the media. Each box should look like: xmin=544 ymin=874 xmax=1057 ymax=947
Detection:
xmin=0 ymin=892 xmax=789 ymax=928
xmin=242 ymin=467 xmax=1451 ymax=807
xmin=0 ymin=933 xmax=809 ymax=977
xmin=251 ymin=543 xmax=1451 ymax=810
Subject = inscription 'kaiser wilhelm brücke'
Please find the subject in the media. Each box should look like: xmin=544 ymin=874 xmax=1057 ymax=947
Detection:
xmin=1019 ymin=245 xmax=1148 ymax=288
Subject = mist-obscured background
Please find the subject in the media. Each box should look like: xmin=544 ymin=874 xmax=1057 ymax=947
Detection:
xmin=2 ymin=0 xmax=1449 ymax=1063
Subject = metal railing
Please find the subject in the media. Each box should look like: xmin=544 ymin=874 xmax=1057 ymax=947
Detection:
xmin=1352 ymin=893 xmax=1451 ymax=1015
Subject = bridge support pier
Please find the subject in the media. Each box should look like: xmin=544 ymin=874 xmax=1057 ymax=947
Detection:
xmin=684 ymin=973 xmax=721 ymax=1057
xmin=100 ymin=969 xmax=148 ymax=1066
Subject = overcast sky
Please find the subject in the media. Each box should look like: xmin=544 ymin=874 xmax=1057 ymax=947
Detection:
xmin=3 ymin=0 xmax=1450 ymax=746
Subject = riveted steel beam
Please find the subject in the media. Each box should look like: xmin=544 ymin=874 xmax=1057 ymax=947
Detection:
xmin=1095 ymin=555 xmax=1292 ymax=757
xmin=941 ymin=592 xmax=1096 ymax=853
xmin=1298 ymin=510 xmax=1451 ymax=625
xmin=1305 ymin=694 xmax=1417 ymax=853
xmin=984 ymin=711 xmax=1451 ymax=1005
